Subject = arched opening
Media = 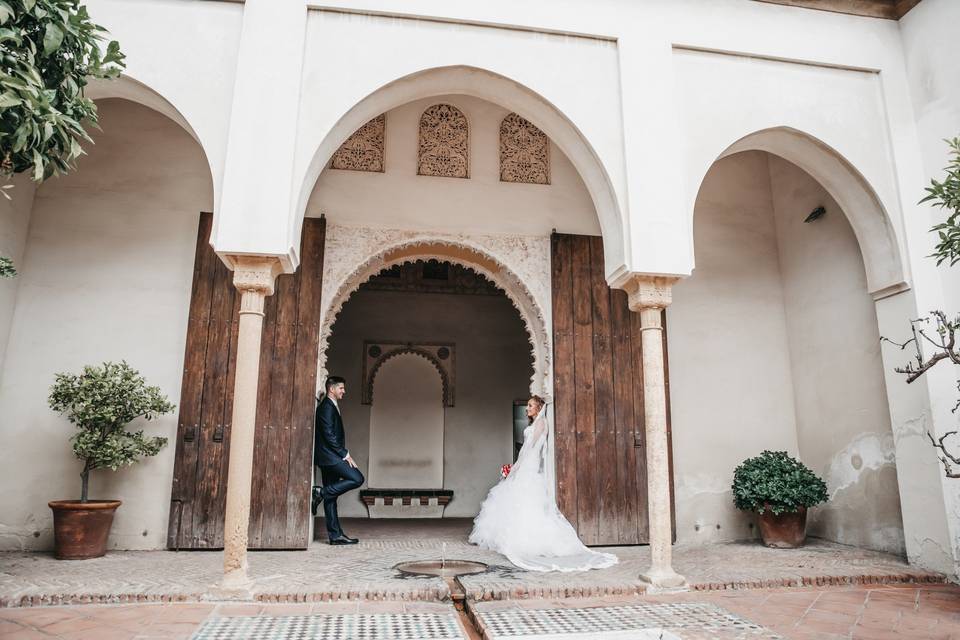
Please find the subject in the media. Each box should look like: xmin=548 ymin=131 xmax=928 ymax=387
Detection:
xmin=669 ymin=146 xmax=905 ymax=555
xmin=321 ymin=260 xmax=533 ymax=534
xmin=302 ymin=85 xmax=609 ymax=544
xmin=0 ymin=95 xmax=215 ymax=551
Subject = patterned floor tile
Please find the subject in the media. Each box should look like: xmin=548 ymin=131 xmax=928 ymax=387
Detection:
xmin=476 ymin=602 xmax=782 ymax=640
xmin=191 ymin=613 xmax=464 ymax=640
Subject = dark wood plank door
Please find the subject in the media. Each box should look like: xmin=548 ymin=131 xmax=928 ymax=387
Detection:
xmin=167 ymin=214 xmax=325 ymax=550
xmin=551 ymin=233 xmax=674 ymax=546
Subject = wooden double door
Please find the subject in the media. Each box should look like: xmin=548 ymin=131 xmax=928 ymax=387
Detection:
xmin=167 ymin=213 xmax=325 ymax=550
xmin=166 ymin=224 xmax=667 ymax=549
xmin=551 ymin=233 xmax=673 ymax=546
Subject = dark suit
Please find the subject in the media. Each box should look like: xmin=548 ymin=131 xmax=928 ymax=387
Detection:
xmin=314 ymin=396 xmax=364 ymax=540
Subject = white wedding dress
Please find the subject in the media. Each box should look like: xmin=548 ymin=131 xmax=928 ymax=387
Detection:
xmin=469 ymin=410 xmax=618 ymax=572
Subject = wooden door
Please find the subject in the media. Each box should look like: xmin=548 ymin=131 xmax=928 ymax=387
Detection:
xmin=167 ymin=213 xmax=325 ymax=550
xmin=551 ymin=233 xmax=674 ymax=546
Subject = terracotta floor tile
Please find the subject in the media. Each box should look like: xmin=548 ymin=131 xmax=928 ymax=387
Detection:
xmin=309 ymin=602 xmax=360 ymax=614
xmin=57 ymin=625 xmax=139 ymax=640
xmin=41 ymin=615 xmax=103 ymax=635
xmin=257 ymin=603 xmax=313 ymax=616
xmin=1 ymin=629 xmax=55 ymax=640
xmin=211 ymin=603 xmax=263 ymax=616
xmin=0 ymin=607 xmax=79 ymax=629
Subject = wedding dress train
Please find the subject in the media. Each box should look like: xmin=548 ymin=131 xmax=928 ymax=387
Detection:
xmin=469 ymin=410 xmax=618 ymax=572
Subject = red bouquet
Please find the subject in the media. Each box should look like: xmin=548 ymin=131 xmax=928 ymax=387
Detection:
xmin=500 ymin=463 xmax=512 ymax=479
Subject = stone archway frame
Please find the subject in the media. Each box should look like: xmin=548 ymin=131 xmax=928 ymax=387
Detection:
xmin=317 ymin=225 xmax=551 ymax=400
xmin=363 ymin=342 xmax=455 ymax=407
xmin=715 ymin=126 xmax=909 ymax=299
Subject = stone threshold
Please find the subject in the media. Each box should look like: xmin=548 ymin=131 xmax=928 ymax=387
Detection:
xmin=3 ymin=570 xmax=945 ymax=609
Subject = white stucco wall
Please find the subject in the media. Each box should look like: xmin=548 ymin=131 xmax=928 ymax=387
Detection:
xmin=900 ymin=0 xmax=960 ymax=317
xmin=670 ymin=151 xmax=904 ymax=553
xmin=324 ymin=287 xmax=531 ymax=518
xmin=767 ymin=154 xmax=904 ymax=554
xmin=0 ymin=173 xmax=37 ymax=381
xmin=670 ymin=151 xmax=802 ymax=545
xmin=0 ymin=100 xmax=212 ymax=551
xmin=308 ymin=95 xmax=599 ymax=237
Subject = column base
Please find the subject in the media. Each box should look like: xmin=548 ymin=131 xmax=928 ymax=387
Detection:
xmin=639 ymin=567 xmax=687 ymax=593
xmin=216 ymin=567 xmax=254 ymax=598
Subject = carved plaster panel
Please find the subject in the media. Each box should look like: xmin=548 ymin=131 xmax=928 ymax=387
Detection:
xmin=500 ymin=113 xmax=550 ymax=185
xmin=331 ymin=114 xmax=385 ymax=173
xmin=417 ymin=104 xmax=469 ymax=179
xmin=317 ymin=223 xmax=552 ymax=399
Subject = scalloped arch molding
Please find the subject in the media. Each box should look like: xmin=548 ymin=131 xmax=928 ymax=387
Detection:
xmin=318 ymin=224 xmax=552 ymax=399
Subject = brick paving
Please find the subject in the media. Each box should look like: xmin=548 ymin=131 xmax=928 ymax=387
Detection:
xmin=0 ymin=519 xmax=944 ymax=608
xmin=0 ymin=585 xmax=958 ymax=639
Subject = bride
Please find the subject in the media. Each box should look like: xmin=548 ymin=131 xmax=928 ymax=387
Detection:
xmin=469 ymin=395 xmax=618 ymax=572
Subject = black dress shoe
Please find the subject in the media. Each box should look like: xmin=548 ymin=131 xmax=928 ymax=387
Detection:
xmin=311 ymin=487 xmax=323 ymax=516
xmin=329 ymin=535 xmax=359 ymax=545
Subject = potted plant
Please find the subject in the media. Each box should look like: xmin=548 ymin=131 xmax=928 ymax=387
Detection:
xmin=47 ymin=361 xmax=172 ymax=559
xmin=732 ymin=450 xmax=828 ymax=548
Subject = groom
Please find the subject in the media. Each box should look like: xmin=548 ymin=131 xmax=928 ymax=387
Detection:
xmin=311 ymin=376 xmax=363 ymax=545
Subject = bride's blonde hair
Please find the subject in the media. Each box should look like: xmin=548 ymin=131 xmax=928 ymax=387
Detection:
xmin=528 ymin=395 xmax=545 ymax=424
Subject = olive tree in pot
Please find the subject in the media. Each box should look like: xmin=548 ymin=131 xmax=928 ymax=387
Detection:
xmin=47 ymin=361 xmax=172 ymax=559
xmin=732 ymin=450 xmax=828 ymax=548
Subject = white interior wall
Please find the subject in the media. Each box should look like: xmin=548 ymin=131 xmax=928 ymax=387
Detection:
xmin=767 ymin=154 xmax=904 ymax=554
xmin=0 ymin=99 xmax=212 ymax=551
xmin=307 ymin=95 xmax=600 ymax=237
xmin=325 ymin=287 xmax=531 ymax=518
xmin=669 ymin=151 xmax=802 ymax=545
xmin=0 ymin=173 xmax=37 ymax=381
xmin=368 ymin=354 xmax=446 ymax=488
xmin=670 ymin=150 xmax=903 ymax=552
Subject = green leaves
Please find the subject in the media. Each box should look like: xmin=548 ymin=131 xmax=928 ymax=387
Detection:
xmin=921 ymin=137 xmax=960 ymax=267
xmin=1 ymin=0 xmax=126 ymax=183
xmin=732 ymin=450 xmax=828 ymax=516
xmin=48 ymin=361 xmax=174 ymax=485
xmin=0 ymin=255 xmax=15 ymax=277
xmin=41 ymin=21 xmax=61 ymax=54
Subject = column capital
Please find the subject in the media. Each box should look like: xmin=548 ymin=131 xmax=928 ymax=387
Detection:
xmin=228 ymin=255 xmax=284 ymax=297
xmin=621 ymin=275 xmax=681 ymax=312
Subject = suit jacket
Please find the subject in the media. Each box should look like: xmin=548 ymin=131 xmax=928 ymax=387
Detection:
xmin=314 ymin=396 xmax=348 ymax=467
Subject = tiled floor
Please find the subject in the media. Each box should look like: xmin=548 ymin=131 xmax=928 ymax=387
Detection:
xmin=0 ymin=585 xmax=958 ymax=639
xmin=0 ymin=520 xmax=942 ymax=607
xmin=470 ymin=584 xmax=960 ymax=639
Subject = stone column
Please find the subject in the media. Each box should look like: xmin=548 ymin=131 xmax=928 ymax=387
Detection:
xmin=221 ymin=256 xmax=282 ymax=590
xmin=624 ymin=275 xmax=686 ymax=590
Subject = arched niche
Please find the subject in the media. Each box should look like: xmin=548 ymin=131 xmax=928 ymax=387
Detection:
xmin=368 ymin=352 xmax=445 ymax=489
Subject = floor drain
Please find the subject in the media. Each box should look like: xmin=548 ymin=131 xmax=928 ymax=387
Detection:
xmin=394 ymin=560 xmax=488 ymax=578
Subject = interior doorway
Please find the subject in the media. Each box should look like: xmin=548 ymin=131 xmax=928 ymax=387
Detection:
xmin=319 ymin=259 xmax=534 ymax=527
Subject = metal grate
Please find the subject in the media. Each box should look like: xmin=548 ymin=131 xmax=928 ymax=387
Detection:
xmin=192 ymin=613 xmax=464 ymax=640
xmin=477 ymin=602 xmax=782 ymax=639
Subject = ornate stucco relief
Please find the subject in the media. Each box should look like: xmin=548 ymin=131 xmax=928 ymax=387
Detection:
xmin=331 ymin=114 xmax=385 ymax=173
xmin=500 ymin=113 xmax=550 ymax=185
xmin=417 ymin=104 xmax=469 ymax=178
xmin=317 ymin=223 xmax=552 ymax=399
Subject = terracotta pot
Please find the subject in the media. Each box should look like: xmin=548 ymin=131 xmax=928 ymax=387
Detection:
xmin=48 ymin=500 xmax=121 ymax=560
xmin=757 ymin=505 xmax=807 ymax=548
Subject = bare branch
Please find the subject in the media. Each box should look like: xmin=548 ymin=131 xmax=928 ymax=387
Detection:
xmin=927 ymin=431 xmax=960 ymax=478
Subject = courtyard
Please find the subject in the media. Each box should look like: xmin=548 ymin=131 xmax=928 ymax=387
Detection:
xmin=1 ymin=520 xmax=954 ymax=638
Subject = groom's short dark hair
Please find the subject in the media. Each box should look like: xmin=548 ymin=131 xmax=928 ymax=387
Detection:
xmin=325 ymin=376 xmax=345 ymax=391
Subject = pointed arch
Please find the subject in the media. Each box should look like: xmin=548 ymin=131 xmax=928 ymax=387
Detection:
xmin=293 ymin=65 xmax=626 ymax=277
xmin=696 ymin=126 xmax=907 ymax=298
